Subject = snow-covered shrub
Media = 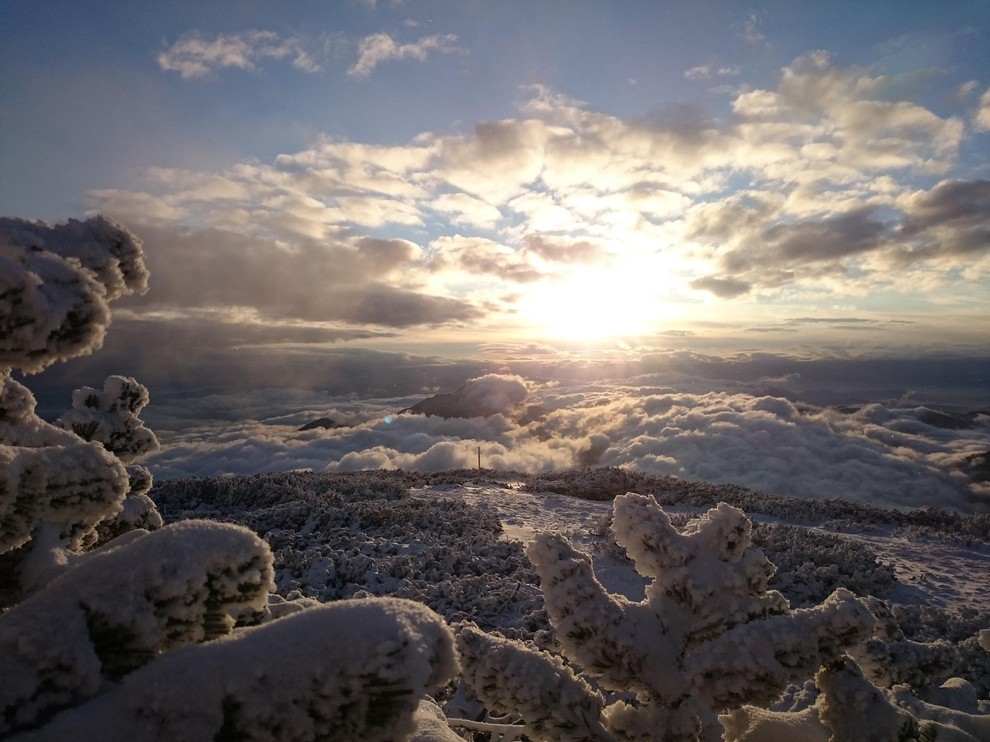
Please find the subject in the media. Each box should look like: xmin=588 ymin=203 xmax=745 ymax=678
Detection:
xmin=1 ymin=216 xmax=150 ymax=598
xmin=724 ymin=656 xmax=990 ymax=742
xmin=0 ymin=520 xmax=273 ymax=733
xmin=152 ymin=471 xmax=546 ymax=632
xmin=755 ymin=523 xmax=897 ymax=606
xmin=524 ymin=466 xmax=657 ymax=501
xmin=9 ymin=598 xmax=458 ymax=742
xmin=57 ymin=374 xmax=163 ymax=546
xmin=456 ymin=493 xmax=876 ymax=741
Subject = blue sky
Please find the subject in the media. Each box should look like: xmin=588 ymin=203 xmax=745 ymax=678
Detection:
xmin=3 ymin=0 xmax=990 ymax=390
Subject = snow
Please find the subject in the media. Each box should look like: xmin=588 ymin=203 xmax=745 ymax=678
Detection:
xmin=145 ymin=469 xmax=988 ymax=739
xmin=11 ymin=598 xmax=457 ymax=742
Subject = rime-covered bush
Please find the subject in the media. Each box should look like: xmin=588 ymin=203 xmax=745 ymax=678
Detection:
xmin=10 ymin=598 xmax=458 ymax=742
xmin=754 ymin=523 xmax=897 ymax=606
xmin=723 ymin=656 xmax=990 ymax=742
xmin=152 ymin=472 xmax=546 ymax=632
xmin=456 ymin=494 xmax=876 ymax=741
xmin=0 ymin=521 xmax=273 ymax=733
xmin=1 ymin=216 xmax=152 ymax=598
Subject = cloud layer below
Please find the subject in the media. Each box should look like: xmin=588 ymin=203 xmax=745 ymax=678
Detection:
xmin=140 ymin=371 xmax=990 ymax=514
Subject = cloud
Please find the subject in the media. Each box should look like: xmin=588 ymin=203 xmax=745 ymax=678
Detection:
xmin=898 ymin=179 xmax=990 ymax=257
xmin=428 ymin=235 xmax=543 ymax=283
xmin=139 ymin=372 xmax=990 ymax=513
xmin=86 ymin=50 xmax=989 ymax=359
xmin=158 ymin=30 xmax=325 ymax=79
xmin=690 ymin=276 xmax=751 ymax=299
xmin=975 ymin=88 xmax=990 ymax=131
xmin=429 ymin=193 xmax=504 ymax=229
xmin=86 ymin=224 xmax=480 ymax=335
xmin=452 ymin=373 xmax=530 ymax=415
xmin=523 ymin=235 xmax=606 ymax=264
xmin=684 ymin=65 xmax=711 ymax=81
xmin=348 ymin=32 xmax=461 ymax=77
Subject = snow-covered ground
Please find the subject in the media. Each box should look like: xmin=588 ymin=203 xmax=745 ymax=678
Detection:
xmin=151 ymin=468 xmax=990 ymax=691
xmin=409 ymin=476 xmax=989 ymax=614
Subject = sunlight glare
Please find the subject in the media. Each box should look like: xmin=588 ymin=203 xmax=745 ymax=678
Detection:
xmin=518 ymin=268 xmax=669 ymax=341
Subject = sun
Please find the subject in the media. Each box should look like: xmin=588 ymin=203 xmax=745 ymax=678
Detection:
xmin=516 ymin=267 xmax=669 ymax=341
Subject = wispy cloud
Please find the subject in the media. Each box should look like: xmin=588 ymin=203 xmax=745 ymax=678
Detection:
xmin=348 ymin=32 xmax=462 ymax=77
xmin=158 ymin=30 xmax=325 ymax=79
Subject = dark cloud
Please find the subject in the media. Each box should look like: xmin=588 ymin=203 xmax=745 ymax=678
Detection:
xmin=427 ymin=236 xmax=544 ymax=283
xmin=765 ymin=208 xmax=890 ymax=261
xmin=523 ymin=235 xmax=606 ymax=264
xmin=105 ymin=224 xmax=481 ymax=331
xmin=346 ymin=285 xmax=482 ymax=326
xmin=449 ymin=252 xmax=542 ymax=283
xmin=897 ymin=179 xmax=990 ymax=258
xmin=690 ymin=275 xmax=751 ymax=298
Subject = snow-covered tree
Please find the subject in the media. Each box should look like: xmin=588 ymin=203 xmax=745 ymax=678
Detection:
xmin=56 ymin=373 xmax=163 ymax=548
xmin=1 ymin=216 xmax=150 ymax=599
xmin=0 ymin=216 xmax=457 ymax=740
xmin=723 ymin=655 xmax=990 ymax=741
xmin=456 ymin=494 xmax=876 ymax=741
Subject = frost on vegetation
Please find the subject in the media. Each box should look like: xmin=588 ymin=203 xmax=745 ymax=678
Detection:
xmin=57 ymin=375 xmax=159 ymax=463
xmin=10 ymin=598 xmax=458 ymax=742
xmin=152 ymin=471 xmax=546 ymax=632
xmin=0 ymin=520 xmax=273 ymax=734
xmin=754 ymin=523 xmax=897 ymax=606
xmin=0 ymin=215 xmax=148 ymax=373
xmin=456 ymin=493 xmax=876 ymax=741
xmin=725 ymin=656 xmax=990 ymax=742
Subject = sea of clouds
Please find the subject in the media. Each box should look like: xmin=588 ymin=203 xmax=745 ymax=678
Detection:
xmin=140 ymin=372 xmax=990 ymax=514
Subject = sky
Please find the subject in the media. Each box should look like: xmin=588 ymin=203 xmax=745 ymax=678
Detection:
xmin=4 ymin=0 xmax=990 ymax=373
xmin=3 ymin=1 xmax=989 ymax=506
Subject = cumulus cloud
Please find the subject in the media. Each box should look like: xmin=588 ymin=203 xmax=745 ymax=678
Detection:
xmin=897 ymin=179 xmax=990 ymax=259
xmin=428 ymin=235 xmax=543 ymax=283
xmin=85 ymin=49 xmax=990 ymax=367
xmin=348 ymin=32 xmax=461 ymax=77
xmin=158 ymin=30 xmax=324 ymax=78
xmin=523 ymin=235 xmax=606 ymax=264
xmin=455 ymin=373 xmax=529 ymax=414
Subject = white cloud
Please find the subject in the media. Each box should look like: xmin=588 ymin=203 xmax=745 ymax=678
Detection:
xmin=142 ymin=379 xmax=990 ymax=513
xmin=92 ymin=51 xmax=989 ymax=346
xmin=348 ymin=32 xmax=461 ymax=77
xmin=975 ymin=88 xmax=990 ymax=132
xmin=158 ymin=30 xmax=324 ymax=79
xmin=429 ymin=193 xmax=503 ymax=229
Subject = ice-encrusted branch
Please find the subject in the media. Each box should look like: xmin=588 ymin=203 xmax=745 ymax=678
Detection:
xmin=58 ymin=376 xmax=160 ymax=463
xmin=456 ymin=623 xmax=611 ymax=742
xmin=528 ymin=531 xmax=683 ymax=699
xmin=1 ymin=441 xmax=128 ymax=554
xmin=687 ymin=587 xmax=875 ymax=710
